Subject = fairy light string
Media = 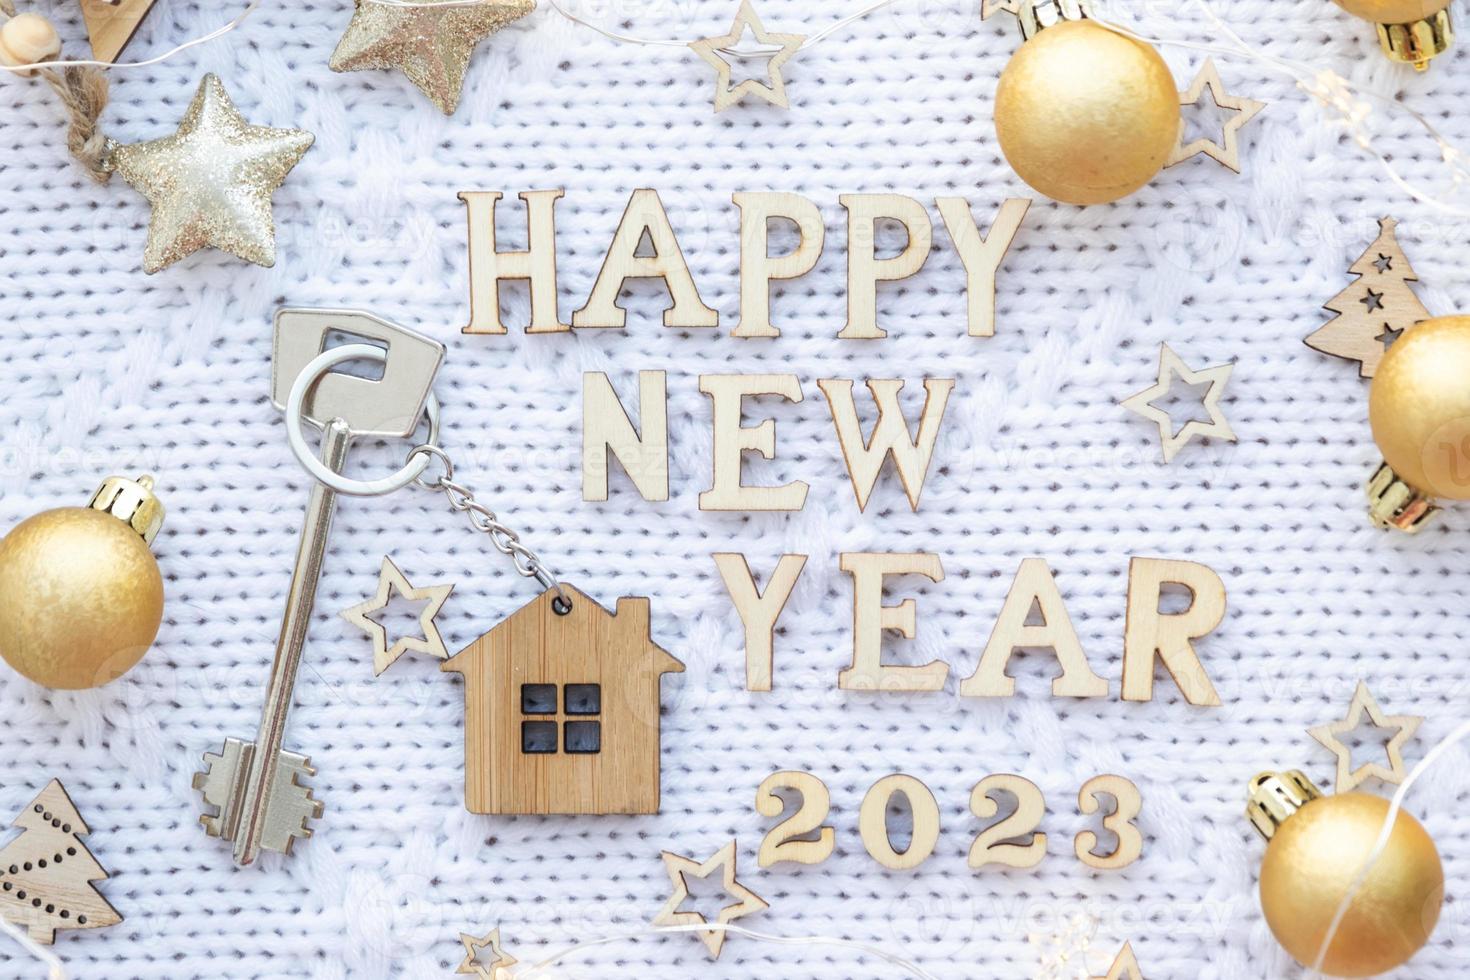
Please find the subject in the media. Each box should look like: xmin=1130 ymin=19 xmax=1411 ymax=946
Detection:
xmin=504 ymin=922 xmax=944 ymax=979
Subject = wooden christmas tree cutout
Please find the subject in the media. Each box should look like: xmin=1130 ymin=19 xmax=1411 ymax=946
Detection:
xmin=0 ymin=780 xmax=121 ymax=944
xmin=1305 ymin=218 xmax=1431 ymax=378
xmin=79 ymin=0 xmax=157 ymax=64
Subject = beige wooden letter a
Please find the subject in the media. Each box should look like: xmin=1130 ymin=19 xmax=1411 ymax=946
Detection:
xmin=582 ymin=371 xmax=669 ymax=502
xmin=733 ymin=192 xmax=825 ymax=339
xmin=935 ymin=197 xmax=1031 ymax=338
xmin=572 ymin=189 xmax=719 ymax=330
xmin=460 ymin=190 xmax=569 ymax=335
xmin=1122 ymin=557 xmax=1225 ymax=706
xmin=819 ymin=378 xmax=954 ymax=512
xmin=839 ymin=194 xmax=933 ymax=340
xmin=959 ymin=558 xmax=1107 ymax=698
xmin=839 ymin=552 xmax=948 ymax=692
xmin=699 ymin=374 xmax=809 ymax=512
xmin=713 ymin=553 xmax=808 ymax=692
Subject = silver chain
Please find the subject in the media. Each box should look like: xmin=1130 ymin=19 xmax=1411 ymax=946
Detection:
xmin=404 ymin=444 xmax=572 ymax=613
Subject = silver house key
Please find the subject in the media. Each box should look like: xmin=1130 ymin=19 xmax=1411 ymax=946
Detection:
xmin=196 ymin=309 xmax=445 ymax=865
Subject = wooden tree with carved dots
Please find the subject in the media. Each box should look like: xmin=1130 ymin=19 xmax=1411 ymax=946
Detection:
xmin=0 ymin=780 xmax=120 ymax=944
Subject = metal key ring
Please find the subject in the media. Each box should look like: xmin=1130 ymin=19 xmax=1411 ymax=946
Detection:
xmin=285 ymin=344 xmax=441 ymax=497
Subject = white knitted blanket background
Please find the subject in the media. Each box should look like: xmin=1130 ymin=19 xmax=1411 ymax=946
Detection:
xmin=3 ymin=0 xmax=1470 ymax=977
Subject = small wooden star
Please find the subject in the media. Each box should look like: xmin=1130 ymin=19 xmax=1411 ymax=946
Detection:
xmin=981 ymin=0 xmax=1023 ymax=19
xmin=1121 ymin=344 xmax=1237 ymax=463
xmin=1166 ymin=59 xmax=1266 ymax=173
xmin=329 ymin=0 xmax=535 ymax=115
xmin=689 ymin=0 xmax=805 ymax=112
xmin=341 ymin=557 xmax=454 ymax=676
xmin=1309 ymin=681 xmax=1423 ymax=793
xmin=653 ymin=840 xmax=769 ymax=959
xmin=1091 ymin=941 xmax=1144 ymax=980
xmin=455 ymin=927 xmax=516 ymax=978
xmin=79 ymin=0 xmax=157 ymax=63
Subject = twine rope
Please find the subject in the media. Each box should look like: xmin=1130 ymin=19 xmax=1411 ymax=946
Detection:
xmin=0 ymin=0 xmax=110 ymax=180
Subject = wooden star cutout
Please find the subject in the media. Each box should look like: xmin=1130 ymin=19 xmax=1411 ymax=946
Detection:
xmin=1092 ymin=941 xmax=1144 ymax=980
xmin=329 ymin=0 xmax=535 ymax=115
xmin=653 ymin=840 xmax=769 ymax=959
xmin=455 ymin=927 xmax=516 ymax=978
xmin=1309 ymin=681 xmax=1423 ymax=793
xmin=1166 ymin=59 xmax=1266 ymax=174
xmin=689 ymin=0 xmax=805 ymax=112
xmin=79 ymin=0 xmax=158 ymax=63
xmin=982 ymin=0 xmax=1023 ymax=19
xmin=109 ymin=74 xmax=314 ymax=274
xmin=341 ymin=557 xmax=454 ymax=676
xmin=1121 ymin=344 xmax=1237 ymax=463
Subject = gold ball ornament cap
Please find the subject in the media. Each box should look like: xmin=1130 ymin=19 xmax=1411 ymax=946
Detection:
xmin=1249 ymin=773 xmax=1443 ymax=978
xmin=1368 ymin=316 xmax=1470 ymax=530
xmin=994 ymin=19 xmax=1180 ymax=206
xmin=1331 ymin=0 xmax=1454 ymax=69
xmin=0 ymin=477 xmax=166 ymax=689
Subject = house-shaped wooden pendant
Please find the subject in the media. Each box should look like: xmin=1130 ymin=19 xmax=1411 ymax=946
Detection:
xmin=442 ymin=584 xmax=684 ymax=815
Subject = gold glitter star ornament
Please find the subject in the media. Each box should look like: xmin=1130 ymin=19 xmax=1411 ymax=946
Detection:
xmin=330 ymin=0 xmax=536 ymax=115
xmin=108 ymin=74 xmax=314 ymax=274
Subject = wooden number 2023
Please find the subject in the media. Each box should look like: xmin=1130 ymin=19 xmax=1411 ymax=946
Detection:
xmin=756 ymin=771 xmax=1142 ymax=872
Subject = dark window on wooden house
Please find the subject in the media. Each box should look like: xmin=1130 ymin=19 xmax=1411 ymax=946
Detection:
xmin=519 ymin=683 xmax=602 ymax=754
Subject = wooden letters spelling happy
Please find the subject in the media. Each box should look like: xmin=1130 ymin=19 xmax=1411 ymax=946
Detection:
xmin=460 ymin=189 xmax=1031 ymax=339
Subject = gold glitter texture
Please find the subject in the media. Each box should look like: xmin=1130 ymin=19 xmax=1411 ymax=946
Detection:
xmin=109 ymin=74 xmax=314 ymax=274
xmin=328 ymin=0 xmax=535 ymax=116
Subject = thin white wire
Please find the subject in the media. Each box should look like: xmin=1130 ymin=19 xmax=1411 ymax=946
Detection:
xmin=509 ymin=922 xmax=944 ymax=979
xmin=1306 ymin=716 xmax=1470 ymax=979
xmin=542 ymin=0 xmax=907 ymax=51
xmin=0 ymin=916 xmax=66 ymax=980
xmin=1095 ymin=0 xmax=1470 ymax=217
xmin=0 ymin=0 xmax=261 ymax=73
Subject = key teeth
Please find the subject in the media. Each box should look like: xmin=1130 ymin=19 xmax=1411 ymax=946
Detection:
xmin=193 ymin=739 xmax=324 ymax=855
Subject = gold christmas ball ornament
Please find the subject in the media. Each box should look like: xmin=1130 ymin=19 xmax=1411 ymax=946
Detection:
xmin=1330 ymin=0 xmax=1455 ymax=69
xmin=0 ymin=476 xmax=166 ymax=689
xmin=1366 ymin=315 xmax=1470 ymax=531
xmin=1247 ymin=771 xmax=1443 ymax=978
xmin=994 ymin=18 xmax=1180 ymax=206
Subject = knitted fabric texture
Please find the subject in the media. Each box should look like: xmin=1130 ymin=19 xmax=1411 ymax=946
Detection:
xmin=2 ymin=1 xmax=1470 ymax=978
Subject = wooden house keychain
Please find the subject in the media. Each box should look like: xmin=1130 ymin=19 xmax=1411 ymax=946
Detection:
xmin=195 ymin=310 xmax=683 ymax=867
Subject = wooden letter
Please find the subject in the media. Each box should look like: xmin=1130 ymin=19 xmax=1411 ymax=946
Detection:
xmin=839 ymin=194 xmax=933 ymax=340
xmin=756 ymin=771 xmax=835 ymax=868
xmin=460 ymin=190 xmax=568 ymax=335
xmin=838 ymin=553 xmax=948 ymax=692
xmin=572 ymin=189 xmax=718 ymax=330
xmin=959 ymin=559 xmax=1108 ymax=699
xmin=732 ymin=192 xmax=825 ymax=339
xmin=699 ymin=375 xmax=809 ymax=512
xmin=859 ymin=774 xmax=940 ymax=870
xmin=1122 ymin=558 xmax=1225 ymax=706
xmin=818 ymin=378 xmax=954 ymax=511
xmin=582 ymin=371 xmax=669 ymax=502
xmin=713 ymin=553 xmax=808 ymax=692
xmin=1075 ymin=774 xmax=1143 ymax=870
xmin=935 ymin=197 xmax=1031 ymax=338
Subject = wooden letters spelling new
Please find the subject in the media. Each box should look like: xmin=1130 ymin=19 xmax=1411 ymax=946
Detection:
xmin=461 ymin=189 xmax=1030 ymax=338
xmin=584 ymin=372 xmax=955 ymax=510
xmin=717 ymin=555 xmax=1226 ymax=703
